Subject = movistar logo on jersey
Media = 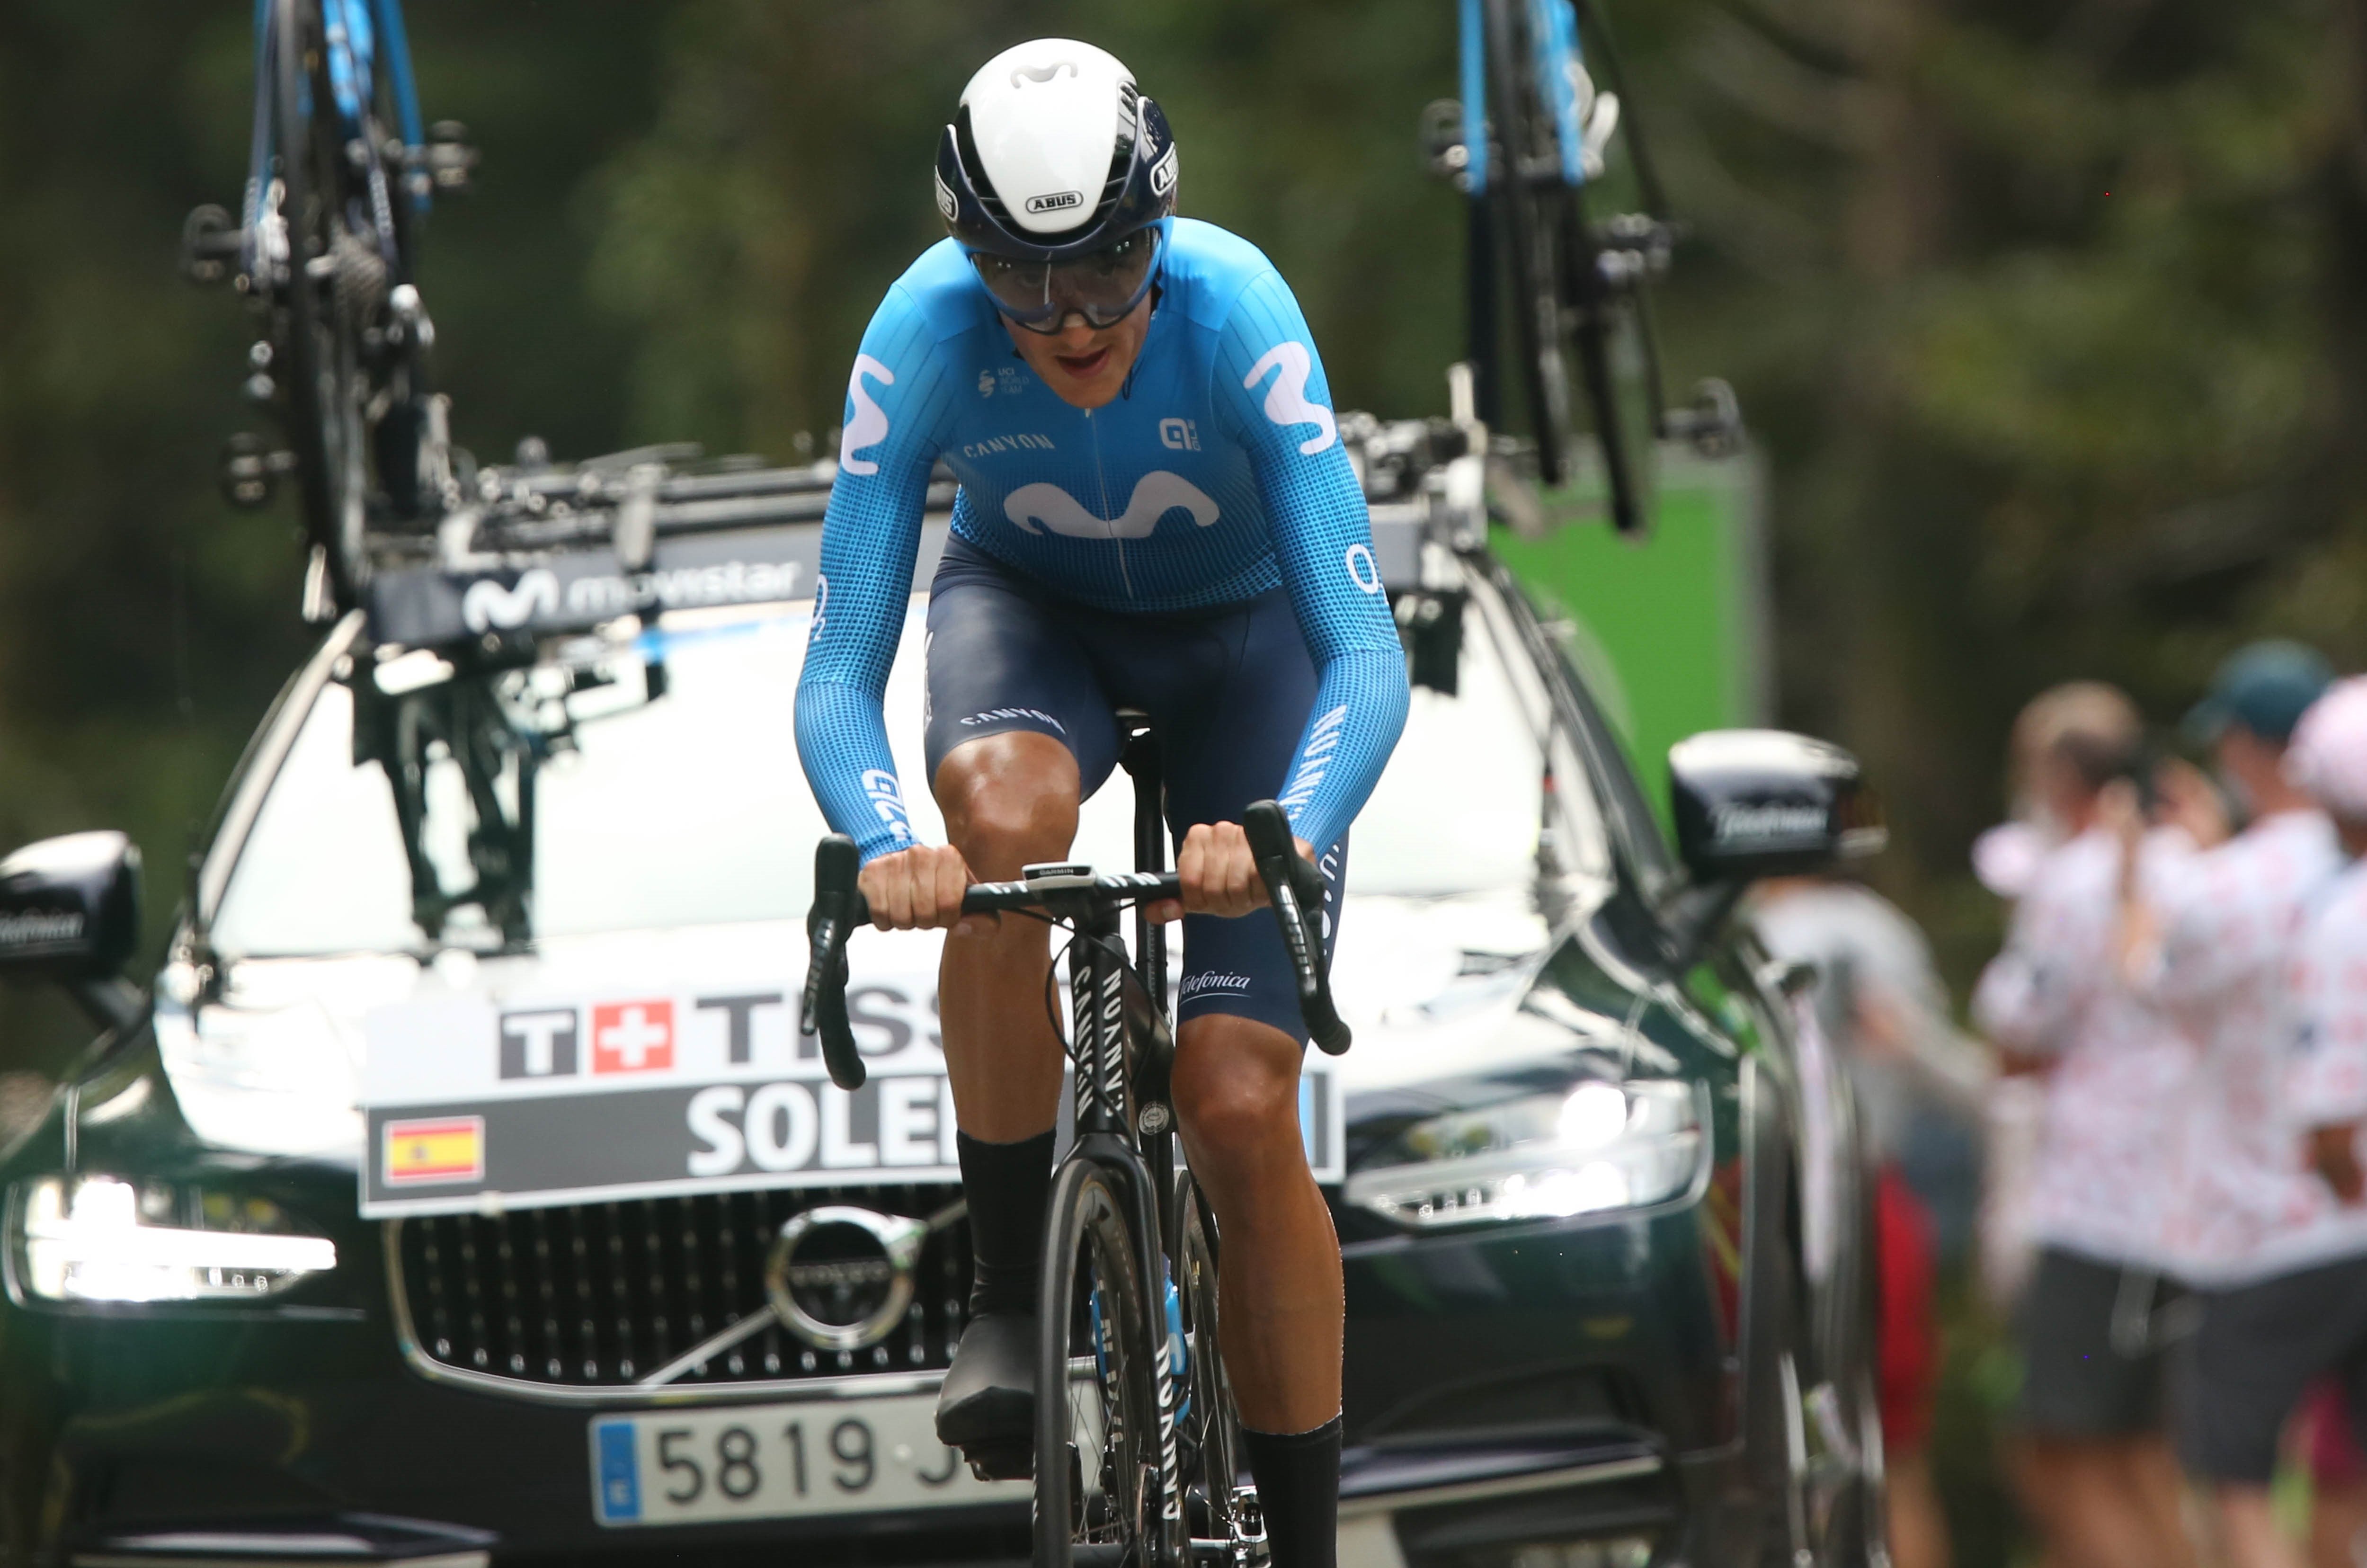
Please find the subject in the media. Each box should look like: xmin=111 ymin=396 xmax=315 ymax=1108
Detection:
xmin=839 ymin=355 xmax=895 ymax=476
xmin=1243 ymin=342 xmax=1337 ymax=456
xmin=962 ymin=433 xmax=1056 ymax=459
xmin=1004 ymin=472 xmax=1219 ymax=540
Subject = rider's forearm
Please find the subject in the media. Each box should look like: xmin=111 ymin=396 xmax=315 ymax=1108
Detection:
xmin=794 ymin=677 xmax=917 ymax=863
xmin=1274 ymin=647 xmax=1410 ymax=856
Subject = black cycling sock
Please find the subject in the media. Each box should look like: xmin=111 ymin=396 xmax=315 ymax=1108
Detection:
xmin=958 ymin=1129 xmax=1057 ymax=1319
xmin=1242 ymin=1415 xmax=1342 ymax=1568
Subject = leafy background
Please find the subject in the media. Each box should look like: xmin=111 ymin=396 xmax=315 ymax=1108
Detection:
xmin=3 ymin=1 xmax=2363 ymax=1553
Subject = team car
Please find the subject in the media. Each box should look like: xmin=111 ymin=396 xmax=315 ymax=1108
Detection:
xmin=0 ymin=421 xmax=1885 ymax=1568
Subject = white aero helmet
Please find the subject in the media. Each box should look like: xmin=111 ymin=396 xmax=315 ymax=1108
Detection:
xmin=935 ymin=39 xmax=1178 ymax=328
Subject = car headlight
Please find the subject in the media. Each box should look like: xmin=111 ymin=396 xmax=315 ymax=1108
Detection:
xmin=8 ymin=1176 xmax=337 ymax=1304
xmin=1344 ymin=1079 xmax=1703 ymax=1229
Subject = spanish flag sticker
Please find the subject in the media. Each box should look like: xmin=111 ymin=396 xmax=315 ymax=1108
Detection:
xmin=383 ymin=1116 xmax=485 ymax=1186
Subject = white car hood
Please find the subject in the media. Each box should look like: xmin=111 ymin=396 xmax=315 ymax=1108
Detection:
xmin=158 ymin=887 xmax=1581 ymax=1160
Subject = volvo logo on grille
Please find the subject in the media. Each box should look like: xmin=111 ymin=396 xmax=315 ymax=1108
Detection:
xmin=765 ymin=1205 xmax=929 ymax=1352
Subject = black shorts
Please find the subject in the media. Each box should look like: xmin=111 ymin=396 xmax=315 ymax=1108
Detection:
xmin=2015 ymin=1247 xmax=2183 ymax=1438
xmin=922 ymin=536 xmax=1344 ymax=1042
xmin=2175 ymin=1254 xmax=2367 ymax=1483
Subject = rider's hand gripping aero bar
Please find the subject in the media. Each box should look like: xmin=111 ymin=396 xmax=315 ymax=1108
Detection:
xmin=801 ymin=800 xmax=1349 ymax=1090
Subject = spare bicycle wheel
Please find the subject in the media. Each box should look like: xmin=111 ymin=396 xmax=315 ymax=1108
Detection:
xmin=1036 ymin=1161 xmax=1164 ymax=1568
xmin=1480 ymin=0 xmax=1580 ymax=488
xmin=1173 ymin=1180 xmax=1264 ymax=1567
xmin=272 ymin=0 xmax=371 ymax=611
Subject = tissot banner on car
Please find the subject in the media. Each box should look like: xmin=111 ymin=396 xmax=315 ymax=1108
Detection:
xmin=359 ymin=972 xmax=1344 ymax=1216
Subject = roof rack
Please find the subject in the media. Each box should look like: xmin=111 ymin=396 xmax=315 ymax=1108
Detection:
xmin=363 ymin=415 xmax=1492 ymax=650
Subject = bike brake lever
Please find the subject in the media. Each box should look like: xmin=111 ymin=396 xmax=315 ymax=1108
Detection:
xmin=802 ymin=835 xmax=868 ymax=1090
xmin=1242 ymin=802 xmax=1352 ymax=1055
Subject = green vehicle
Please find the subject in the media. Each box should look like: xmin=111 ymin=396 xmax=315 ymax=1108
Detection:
xmin=0 ymin=428 xmax=1882 ymax=1568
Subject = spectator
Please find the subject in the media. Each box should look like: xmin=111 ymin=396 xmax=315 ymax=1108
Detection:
xmin=1754 ymin=873 xmax=1988 ymax=1568
xmin=2143 ymin=658 xmax=2365 ymax=1568
xmin=1973 ymin=681 xmax=2199 ymax=1568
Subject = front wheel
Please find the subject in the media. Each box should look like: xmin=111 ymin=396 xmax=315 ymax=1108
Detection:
xmin=1037 ymin=1160 xmax=1164 ymax=1568
xmin=1173 ymin=1180 xmax=1265 ymax=1566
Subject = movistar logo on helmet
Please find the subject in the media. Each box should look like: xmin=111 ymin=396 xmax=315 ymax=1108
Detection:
xmin=1025 ymin=190 xmax=1085 ymax=215
xmin=1010 ymin=60 xmax=1077 ymax=87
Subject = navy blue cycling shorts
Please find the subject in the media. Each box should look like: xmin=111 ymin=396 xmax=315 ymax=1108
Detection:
xmin=922 ymin=536 xmax=1344 ymax=1043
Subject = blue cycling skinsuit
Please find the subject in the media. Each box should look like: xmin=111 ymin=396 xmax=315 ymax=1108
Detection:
xmin=794 ymin=216 xmax=1410 ymax=1039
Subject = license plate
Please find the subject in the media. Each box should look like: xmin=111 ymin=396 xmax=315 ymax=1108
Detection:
xmin=589 ymin=1393 xmax=1026 ymax=1526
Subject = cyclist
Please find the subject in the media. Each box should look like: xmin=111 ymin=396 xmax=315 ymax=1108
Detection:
xmin=793 ymin=37 xmax=1408 ymax=1568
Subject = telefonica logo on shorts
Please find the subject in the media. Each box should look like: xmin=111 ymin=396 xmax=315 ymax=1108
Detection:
xmin=1713 ymin=802 xmax=1826 ymax=839
xmin=1180 ymin=972 xmax=1253 ymax=996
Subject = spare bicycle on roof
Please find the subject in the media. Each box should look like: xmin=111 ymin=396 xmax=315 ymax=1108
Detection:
xmin=1424 ymin=0 xmax=1744 ymax=539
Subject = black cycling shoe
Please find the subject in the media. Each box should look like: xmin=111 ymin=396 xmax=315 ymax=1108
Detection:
xmin=936 ymin=1311 xmax=1037 ymax=1479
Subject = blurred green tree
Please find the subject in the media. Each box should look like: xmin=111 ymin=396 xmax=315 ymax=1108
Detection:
xmin=1619 ymin=0 xmax=2367 ymax=978
xmin=3 ymin=0 xmax=2361 ymax=1041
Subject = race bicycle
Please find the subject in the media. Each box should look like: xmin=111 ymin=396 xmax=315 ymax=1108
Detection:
xmin=1428 ymin=0 xmax=1741 ymax=536
xmin=802 ymin=730 xmax=1350 ymax=1568
xmin=182 ymin=0 xmax=474 ymax=618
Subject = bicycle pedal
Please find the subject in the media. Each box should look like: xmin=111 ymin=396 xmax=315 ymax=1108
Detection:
xmin=962 ymin=1440 xmax=1033 ymax=1482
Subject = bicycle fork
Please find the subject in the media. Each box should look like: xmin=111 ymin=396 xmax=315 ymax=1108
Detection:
xmin=1070 ymin=911 xmax=1187 ymax=1565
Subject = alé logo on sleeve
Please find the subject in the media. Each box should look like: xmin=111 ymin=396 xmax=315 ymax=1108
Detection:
xmin=1276 ymin=704 xmax=1350 ymax=815
xmin=862 ymin=768 xmax=914 ymax=845
xmin=1243 ymin=342 xmax=1338 ymax=456
xmin=838 ymin=354 xmax=895 ymax=476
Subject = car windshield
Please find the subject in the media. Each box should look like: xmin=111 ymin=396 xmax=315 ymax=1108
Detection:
xmin=206 ymin=587 xmax=1606 ymax=960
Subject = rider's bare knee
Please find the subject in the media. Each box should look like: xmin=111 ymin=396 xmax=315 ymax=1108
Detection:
xmin=936 ymin=734 xmax=1079 ymax=875
xmin=1174 ymin=1022 xmax=1301 ymax=1178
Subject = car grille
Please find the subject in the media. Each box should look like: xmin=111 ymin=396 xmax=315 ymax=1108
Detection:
xmin=391 ymin=1183 xmax=971 ymax=1390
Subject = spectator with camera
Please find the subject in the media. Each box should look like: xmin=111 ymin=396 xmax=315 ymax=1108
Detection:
xmin=1974 ymin=681 xmax=2200 ymax=1568
xmin=2115 ymin=643 xmax=2345 ymax=1568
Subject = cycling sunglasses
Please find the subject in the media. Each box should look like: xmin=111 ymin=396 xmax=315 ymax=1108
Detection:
xmin=969 ymin=228 xmax=1162 ymax=333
